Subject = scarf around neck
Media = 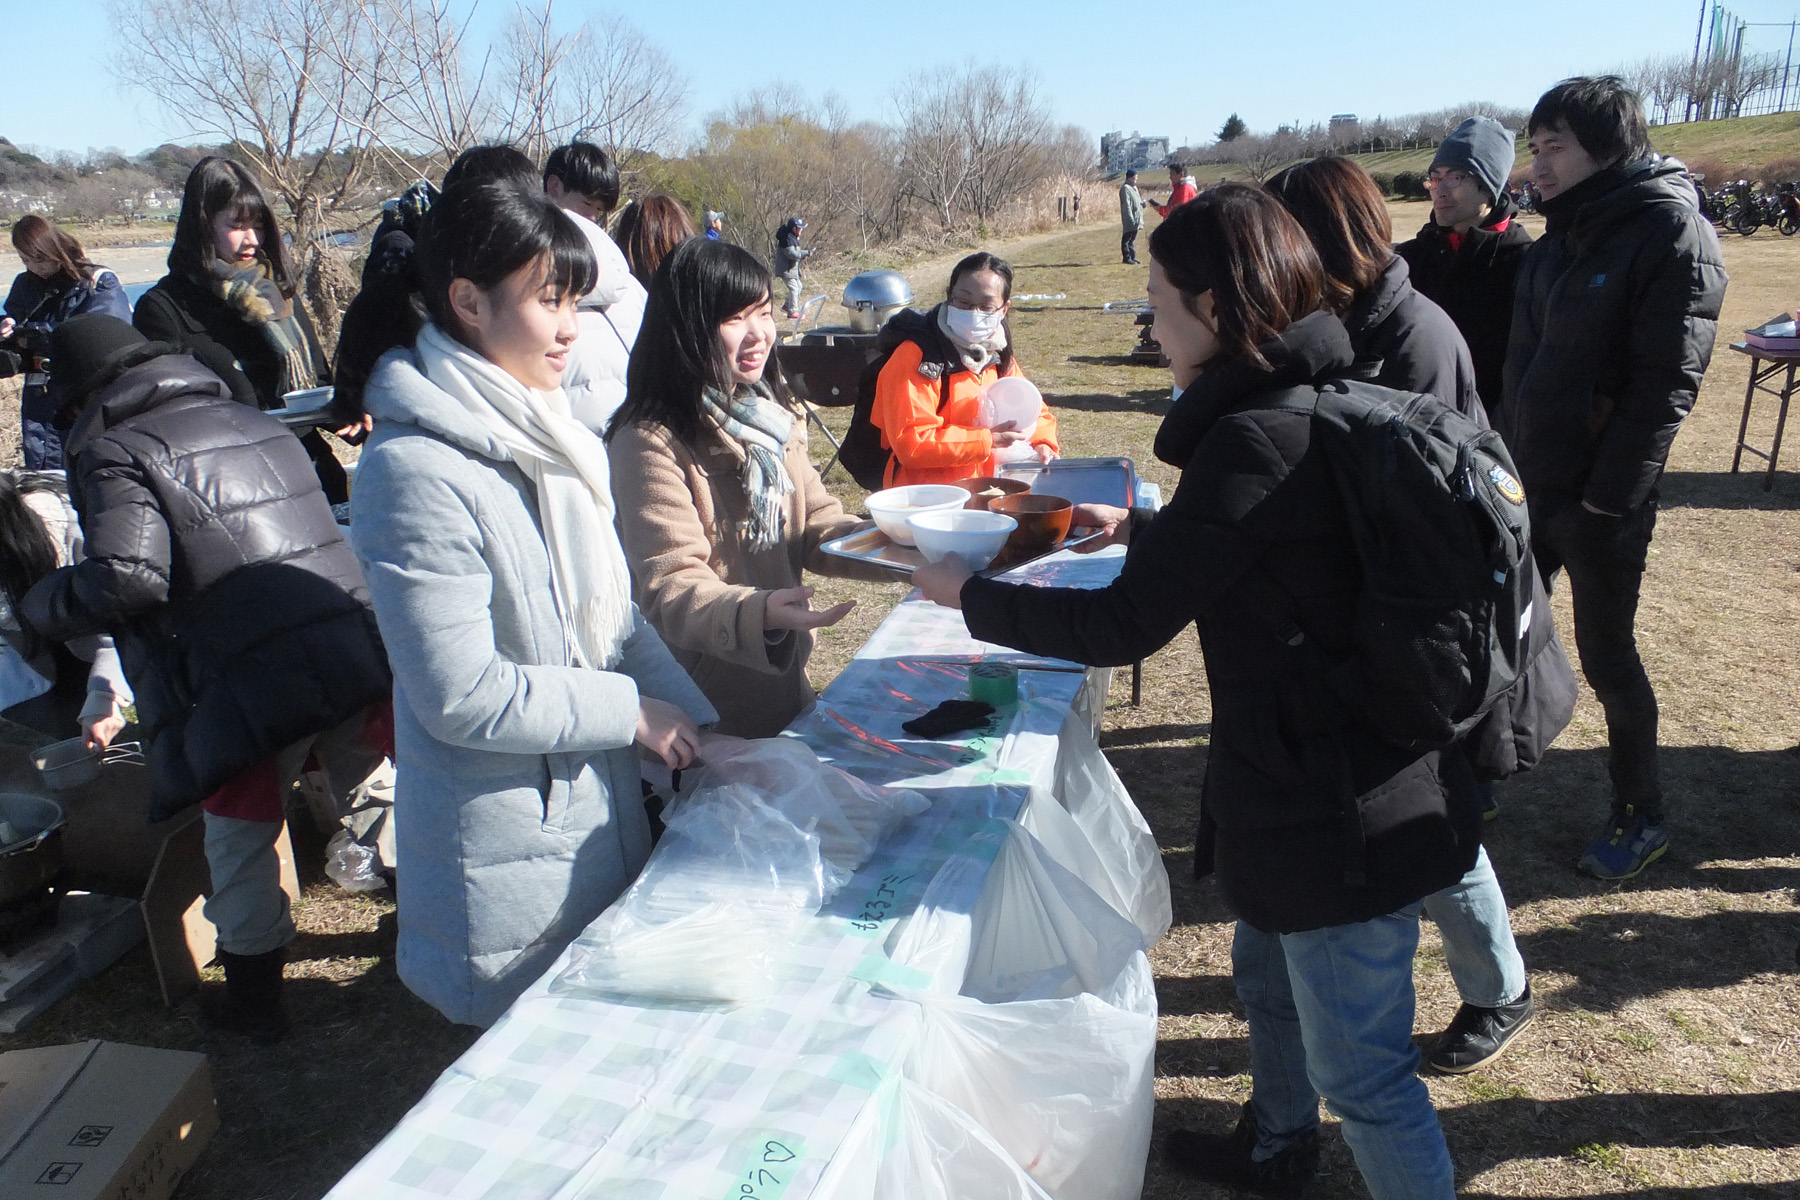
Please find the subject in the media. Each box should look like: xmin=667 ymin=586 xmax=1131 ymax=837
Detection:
xmin=936 ymin=303 xmax=1007 ymax=375
xmin=700 ymin=382 xmax=794 ymax=552
xmin=207 ymin=255 xmax=316 ymax=399
xmin=415 ymin=322 xmax=634 ymax=670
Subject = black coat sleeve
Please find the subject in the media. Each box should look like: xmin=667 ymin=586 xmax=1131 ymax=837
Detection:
xmin=959 ymin=411 xmax=1297 ymax=665
xmin=1585 ymin=213 xmax=1727 ymax=513
xmin=133 ymin=287 xmax=263 ymax=409
xmin=20 ymin=436 xmax=172 ymax=641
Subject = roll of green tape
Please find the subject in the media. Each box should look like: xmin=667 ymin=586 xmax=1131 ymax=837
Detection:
xmin=968 ymin=662 xmax=1019 ymax=707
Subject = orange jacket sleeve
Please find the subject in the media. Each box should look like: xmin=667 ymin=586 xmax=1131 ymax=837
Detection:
xmin=871 ymin=340 xmax=993 ymax=472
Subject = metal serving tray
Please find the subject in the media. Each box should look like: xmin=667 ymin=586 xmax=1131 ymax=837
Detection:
xmin=998 ymin=457 xmax=1136 ymax=509
xmin=820 ymin=521 xmax=1104 ymax=576
xmin=272 ymin=386 xmax=336 ymax=429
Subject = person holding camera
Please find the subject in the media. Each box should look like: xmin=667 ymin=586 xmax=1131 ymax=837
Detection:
xmin=2 ymin=217 xmax=132 ymax=469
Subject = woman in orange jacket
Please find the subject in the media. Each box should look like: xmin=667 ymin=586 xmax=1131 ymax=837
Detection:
xmin=870 ymin=252 xmax=1058 ymax=487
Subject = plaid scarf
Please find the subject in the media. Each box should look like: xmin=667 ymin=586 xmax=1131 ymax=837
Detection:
xmin=700 ymin=383 xmax=794 ymax=552
xmin=207 ymin=256 xmax=316 ymax=399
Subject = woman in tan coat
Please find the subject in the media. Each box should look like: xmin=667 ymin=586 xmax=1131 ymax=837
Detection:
xmin=607 ymin=239 xmax=884 ymax=736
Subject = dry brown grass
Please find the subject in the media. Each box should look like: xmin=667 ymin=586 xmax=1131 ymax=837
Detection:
xmin=2 ymin=203 xmax=1797 ymax=1198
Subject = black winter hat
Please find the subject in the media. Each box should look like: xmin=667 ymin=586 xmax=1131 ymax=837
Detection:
xmin=1432 ymin=116 xmax=1516 ymax=202
xmin=50 ymin=314 xmax=169 ymax=408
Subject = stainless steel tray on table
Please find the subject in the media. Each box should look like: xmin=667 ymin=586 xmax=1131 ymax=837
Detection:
xmin=999 ymin=457 xmax=1136 ymax=509
xmin=820 ymin=521 xmax=1103 ymax=576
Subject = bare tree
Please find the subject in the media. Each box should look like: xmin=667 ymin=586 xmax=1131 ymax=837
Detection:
xmin=1716 ymin=52 xmax=1785 ymax=118
xmin=342 ymin=0 xmax=492 ymax=167
xmin=892 ymin=65 xmax=1055 ymax=232
xmin=893 ymin=72 xmax=977 ymax=231
xmin=560 ymin=12 xmax=690 ymax=170
xmin=108 ymin=0 xmax=388 ymax=245
xmin=493 ymin=0 xmax=579 ymax=163
xmin=1228 ymin=131 xmax=1300 ymax=183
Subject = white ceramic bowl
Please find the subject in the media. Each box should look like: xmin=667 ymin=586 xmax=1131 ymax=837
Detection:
xmin=906 ymin=509 xmax=1018 ymax=569
xmin=865 ymin=485 xmax=971 ymax=546
xmin=979 ymin=376 xmax=1044 ymax=432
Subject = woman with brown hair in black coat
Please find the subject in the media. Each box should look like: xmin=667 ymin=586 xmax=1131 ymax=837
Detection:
xmin=914 ymin=185 xmax=1473 ymax=1199
xmin=133 ymin=157 xmax=351 ymax=503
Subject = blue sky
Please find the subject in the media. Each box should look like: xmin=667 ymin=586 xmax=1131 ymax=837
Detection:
xmin=4 ymin=0 xmax=1798 ymax=156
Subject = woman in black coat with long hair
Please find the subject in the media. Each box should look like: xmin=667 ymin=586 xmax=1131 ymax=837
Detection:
xmin=133 ymin=157 xmax=349 ymax=502
xmin=913 ymin=184 xmax=1474 ymax=1200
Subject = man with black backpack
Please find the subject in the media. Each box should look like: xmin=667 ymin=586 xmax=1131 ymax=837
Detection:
xmin=1502 ymin=77 xmax=1727 ymax=879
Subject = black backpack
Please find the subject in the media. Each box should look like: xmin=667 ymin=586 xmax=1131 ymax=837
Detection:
xmin=1270 ymin=379 xmax=1576 ymax=777
xmin=837 ymin=310 xmax=958 ymax=492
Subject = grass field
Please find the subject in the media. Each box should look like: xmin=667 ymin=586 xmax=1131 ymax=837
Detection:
xmin=1182 ymin=110 xmax=1800 ymax=189
xmin=2 ymin=202 xmax=1797 ymax=1199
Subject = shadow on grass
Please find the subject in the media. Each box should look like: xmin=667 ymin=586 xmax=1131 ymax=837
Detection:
xmin=1658 ymin=469 xmax=1800 ymax=510
xmin=1065 ymin=354 xmax=1147 ymax=368
xmin=1046 ymin=390 xmax=1171 ymax=415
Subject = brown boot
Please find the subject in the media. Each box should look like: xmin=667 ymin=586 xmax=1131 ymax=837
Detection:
xmin=203 ymin=948 xmax=290 ymax=1043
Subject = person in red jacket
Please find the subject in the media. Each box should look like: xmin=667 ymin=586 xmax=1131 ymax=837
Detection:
xmin=1154 ymin=162 xmax=1199 ymax=217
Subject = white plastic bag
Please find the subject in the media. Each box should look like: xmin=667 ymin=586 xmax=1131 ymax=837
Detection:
xmin=552 ymin=783 xmax=838 ymax=1005
xmin=884 ymin=824 xmax=1156 ymax=1200
xmin=689 ymin=738 xmax=930 ymax=877
xmin=323 ymin=828 xmax=386 ymax=893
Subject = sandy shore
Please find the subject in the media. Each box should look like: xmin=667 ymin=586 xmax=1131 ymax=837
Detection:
xmin=5 ymin=244 xmax=170 ymax=287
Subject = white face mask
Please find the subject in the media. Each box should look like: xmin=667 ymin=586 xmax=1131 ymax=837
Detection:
xmin=944 ymin=305 xmax=1005 ymax=346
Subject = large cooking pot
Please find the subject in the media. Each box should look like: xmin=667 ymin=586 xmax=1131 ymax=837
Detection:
xmin=0 ymin=793 xmax=65 ymax=909
xmin=842 ymin=270 xmax=914 ymax=334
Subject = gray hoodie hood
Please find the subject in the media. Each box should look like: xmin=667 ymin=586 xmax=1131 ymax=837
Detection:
xmin=362 ymin=341 xmax=516 ymax=464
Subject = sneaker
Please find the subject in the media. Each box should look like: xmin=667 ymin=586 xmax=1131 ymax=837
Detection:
xmin=1577 ymin=807 xmax=1668 ymax=880
xmin=1480 ymin=780 xmax=1500 ymax=821
xmin=1164 ymin=1102 xmax=1320 ymax=1197
xmin=1428 ymin=983 xmax=1534 ymax=1074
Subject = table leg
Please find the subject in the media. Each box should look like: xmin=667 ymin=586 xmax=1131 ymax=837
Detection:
xmin=1733 ymin=358 xmax=1762 ymax=474
xmin=1766 ymin=363 xmax=1796 ymax=492
xmin=1131 ymin=660 xmax=1142 ymax=706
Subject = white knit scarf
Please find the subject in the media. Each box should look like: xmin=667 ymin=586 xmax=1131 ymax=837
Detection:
xmin=415 ymin=322 xmax=633 ymax=670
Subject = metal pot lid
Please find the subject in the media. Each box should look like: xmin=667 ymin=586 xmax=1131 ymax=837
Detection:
xmin=842 ymin=270 xmax=913 ymax=309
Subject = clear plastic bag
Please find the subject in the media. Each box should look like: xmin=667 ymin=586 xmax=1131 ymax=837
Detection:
xmin=688 ymin=738 xmax=930 ymax=877
xmin=553 ymin=783 xmax=839 ymax=1005
xmin=880 ymin=824 xmax=1157 ymax=1200
xmin=323 ymin=828 xmax=386 ymax=893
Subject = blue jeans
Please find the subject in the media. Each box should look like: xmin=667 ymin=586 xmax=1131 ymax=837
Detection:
xmin=1233 ymin=908 xmax=1456 ymax=1200
xmin=1422 ymin=846 xmax=1526 ymax=1009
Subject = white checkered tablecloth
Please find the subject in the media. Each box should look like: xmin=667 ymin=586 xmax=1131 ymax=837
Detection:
xmin=328 ymin=548 xmax=1161 ymax=1200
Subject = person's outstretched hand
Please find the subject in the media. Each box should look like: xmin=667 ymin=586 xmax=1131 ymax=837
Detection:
xmin=766 ymin=586 xmax=855 ymax=631
xmin=1071 ymin=503 xmax=1131 ymax=550
xmin=635 ymin=697 xmax=700 ymax=770
xmin=914 ymin=555 xmax=973 ymax=609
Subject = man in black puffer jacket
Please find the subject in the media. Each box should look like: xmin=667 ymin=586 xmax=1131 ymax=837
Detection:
xmin=1397 ymin=116 xmax=1536 ymax=419
xmin=1501 ymin=77 xmax=1727 ymax=880
xmin=21 ymin=314 xmax=393 ymax=1040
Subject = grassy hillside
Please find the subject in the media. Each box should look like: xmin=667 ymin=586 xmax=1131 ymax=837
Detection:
xmin=1179 ymin=111 xmax=1800 ymax=189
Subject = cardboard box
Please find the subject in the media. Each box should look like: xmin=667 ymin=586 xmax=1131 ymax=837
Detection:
xmin=0 ymin=1041 xmax=218 ymax=1199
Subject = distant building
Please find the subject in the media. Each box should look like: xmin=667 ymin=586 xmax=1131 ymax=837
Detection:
xmin=1101 ymin=131 xmax=1171 ymax=175
xmin=1329 ymin=113 xmax=1360 ymax=131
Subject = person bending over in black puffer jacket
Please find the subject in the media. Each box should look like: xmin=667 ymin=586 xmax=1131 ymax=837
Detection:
xmin=18 ymin=314 xmax=394 ymax=1043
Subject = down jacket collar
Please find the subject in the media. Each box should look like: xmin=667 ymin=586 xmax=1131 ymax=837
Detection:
xmin=1341 ymin=255 xmax=1416 ymax=352
xmin=66 ymin=354 xmax=230 ymax=457
xmin=1153 ymin=310 xmax=1354 ymax=468
xmin=364 ymin=341 xmax=517 ymax=464
xmin=1540 ymin=155 xmax=1701 ymax=240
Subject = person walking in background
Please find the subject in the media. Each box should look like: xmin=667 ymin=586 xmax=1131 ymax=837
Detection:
xmin=1397 ymin=117 xmax=1535 ymax=418
xmin=543 ymin=142 xmax=647 ymax=432
xmin=2 ymin=217 xmax=131 ymax=469
xmin=1153 ymin=161 xmax=1198 ymax=217
xmin=542 ymin=141 xmax=622 ymax=226
xmin=21 ymin=314 xmax=393 ymax=1043
xmin=607 ymin=239 xmax=888 ymax=737
xmin=1119 ymin=170 xmax=1144 ymax=264
xmin=1502 ymin=76 xmax=1727 ymax=880
xmin=1268 ymin=152 xmax=1536 ymax=1077
xmin=615 ymin=194 xmax=699 ymax=288
xmin=133 ymin=157 xmax=350 ymax=503
xmin=343 ymin=180 xmax=717 ymax=1027
xmin=705 ymin=210 xmax=725 ymax=241
xmin=773 ymin=217 xmax=810 ymax=319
